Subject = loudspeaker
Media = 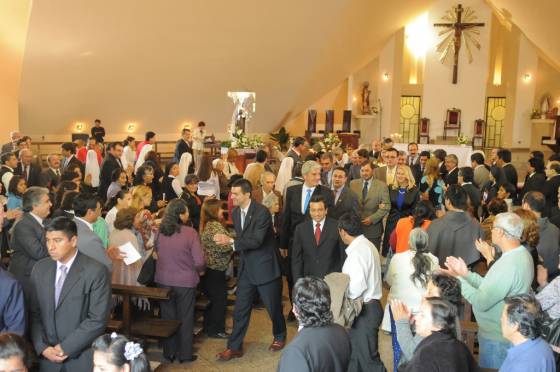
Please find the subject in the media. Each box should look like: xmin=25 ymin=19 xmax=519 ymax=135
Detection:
xmin=307 ymin=110 xmax=317 ymax=133
xmin=342 ymin=110 xmax=352 ymax=132
xmin=325 ymin=110 xmax=334 ymax=133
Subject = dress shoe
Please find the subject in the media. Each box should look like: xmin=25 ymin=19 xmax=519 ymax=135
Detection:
xmin=179 ymin=355 xmax=198 ymax=363
xmin=208 ymin=332 xmax=231 ymax=339
xmin=216 ymin=348 xmax=243 ymax=361
xmin=268 ymin=339 xmax=285 ymax=352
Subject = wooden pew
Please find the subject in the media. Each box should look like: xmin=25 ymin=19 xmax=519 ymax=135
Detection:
xmin=460 ymin=300 xmax=479 ymax=357
xmin=111 ymin=284 xmax=181 ymax=339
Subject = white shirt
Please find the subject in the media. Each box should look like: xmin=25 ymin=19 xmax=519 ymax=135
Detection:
xmin=342 ymin=234 xmax=382 ymax=302
xmin=1 ymin=166 xmax=14 ymax=192
xmin=232 ymin=200 xmax=252 ymax=252
xmin=56 ymin=249 xmax=78 ymax=284
xmin=30 ymin=212 xmax=43 ymax=226
xmin=105 ymin=207 xmax=118 ymax=232
xmin=75 ymin=216 xmax=93 ymax=231
xmin=311 ymin=218 xmax=325 ymax=232
xmin=197 ymin=172 xmax=220 ymax=197
xmin=301 ymin=184 xmax=316 ymax=214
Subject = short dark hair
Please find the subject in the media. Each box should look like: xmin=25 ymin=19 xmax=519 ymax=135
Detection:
xmin=232 ymin=178 xmax=252 ymax=194
xmin=383 ymin=138 xmax=393 ymax=144
xmin=114 ymin=207 xmax=136 ymax=230
xmin=530 ymin=150 xmax=544 ymax=160
xmin=108 ymin=142 xmax=123 ymax=151
xmin=197 ymin=121 xmax=206 ymax=127
xmin=408 ymin=142 xmax=418 ymax=150
xmin=430 ymin=273 xmax=462 ymax=310
xmin=94 ymin=119 xmax=101 ymax=124
xmin=385 ymin=147 xmax=398 ymax=156
xmin=338 ymin=212 xmax=363 ymax=237
xmin=470 ymin=152 xmax=485 ymax=165
xmin=504 ymin=293 xmax=544 ymax=340
xmin=111 ymin=168 xmax=126 ymax=182
xmin=419 ymin=150 xmax=431 ymax=158
xmin=0 ymin=333 xmax=34 ymax=369
xmin=433 ymin=149 xmax=447 ymax=161
xmin=549 ymin=153 xmax=560 ymax=162
xmin=8 ymin=175 xmax=25 ymax=196
xmin=184 ymin=174 xmax=200 ymax=186
xmin=445 ymin=184 xmax=468 ymax=211
xmin=227 ymin=174 xmax=243 ymax=188
xmin=332 ymin=166 xmax=347 ymax=176
xmin=145 ymin=131 xmax=156 ymax=141
xmin=357 ymin=149 xmax=369 ymax=159
xmin=528 ymin=157 xmax=545 ymax=173
xmin=522 ymin=191 xmax=546 ymax=213
xmin=549 ymin=161 xmax=560 ymax=174
xmin=73 ymin=192 xmax=100 ymax=218
xmin=458 ymin=167 xmax=474 ymax=183
xmin=293 ymin=277 xmax=334 ymax=328
xmin=487 ymin=198 xmax=508 ymax=216
xmin=497 ymin=148 xmax=512 ymax=163
xmin=1 ymin=152 xmax=15 ymax=164
xmin=425 ymin=297 xmax=459 ymax=338
xmin=256 ymin=150 xmax=267 ymax=163
xmin=44 ymin=216 xmax=78 ymax=240
xmin=61 ymin=170 xmax=79 ymax=182
xmin=92 ymin=333 xmax=150 ymax=372
xmin=293 ymin=137 xmax=306 ymax=148
xmin=61 ymin=142 xmax=76 ymax=154
xmin=309 ymin=194 xmax=327 ymax=208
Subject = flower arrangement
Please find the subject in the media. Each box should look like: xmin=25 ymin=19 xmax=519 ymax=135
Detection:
xmin=389 ymin=133 xmax=403 ymax=143
xmin=231 ymin=129 xmax=264 ymax=149
xmin=456 ymin=133 xmax=470 ymax=145
xmin=316 ymin=133 xmax=341 ymax=152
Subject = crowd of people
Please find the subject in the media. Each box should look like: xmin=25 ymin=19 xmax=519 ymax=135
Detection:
xmin=0 ymin=122 xmax=559 ymax=371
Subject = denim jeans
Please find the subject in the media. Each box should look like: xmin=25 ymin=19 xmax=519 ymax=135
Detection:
xmin=478 ymin=335 xmax=510 ymax=369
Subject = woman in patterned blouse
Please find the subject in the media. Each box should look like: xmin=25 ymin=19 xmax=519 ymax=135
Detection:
xmin=199 ymin=198 xmax=233 ymax=338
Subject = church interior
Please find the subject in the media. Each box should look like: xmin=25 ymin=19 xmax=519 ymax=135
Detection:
xmin=1 ymin=0 xmax=560 ymax=371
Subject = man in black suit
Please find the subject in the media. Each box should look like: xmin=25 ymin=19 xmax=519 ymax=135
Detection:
xmin=444 ymin=154 xmax=459 ymax=186
xmin=0 ymin=152 xmax=18 ymax=195
xmin=214 ymin=179 xmax=286 ymax=361
xmin=433 ymin=149 xmax=448 ymax=179
xmin=543 ymin=161 xmax=560 ymax=217
xmin=8 ymin=187 xmax=52 ymax=301
xmin=286 ymin=137 xmax=307 ymax=177
xmin=60 ymin=142 xmax=84 ymax=177
xmin=30 ymin=216 xmax=111 ymax=372
xmin=411 ymin=150 xmax=430 ymax=185
xmin=292 ymin=195 xmax=345 ymax=282
xmin=173 ymin=128 xmax=195 ymax=173
xmin=278 ymin=277 xmax=351 ymax=372
xmin=329 ymin=167 xmax=359 ymax=220
xmin=497 ymin=148 xmax=518 ymax=202
xmin=39 ymin=154 xmax=62 ymax=190
xmin=98 ymin=142 xmax=124 ymax=200
xmin=407 ymin=142 xmax=420 ymax=167
xmin=14 ymin=149 xmax=41 ymax=187
xmin=281 ymin=160 xmax=334 ymax=314
xmin=320 ymin=152 xmax=335 ymax=188
xmin=459 ymin=167 xmax=481 ymax=220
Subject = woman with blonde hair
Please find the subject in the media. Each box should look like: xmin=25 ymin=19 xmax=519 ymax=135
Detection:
xmin=382 ymin=164 xmax=420 ymax=257
xmin=419 ymin=157 xmax=446 ymax=211
xmin=199 ymin=198 xmax=233 ymax=338
xmin=131 ymin=185 xmax=156 ymax=250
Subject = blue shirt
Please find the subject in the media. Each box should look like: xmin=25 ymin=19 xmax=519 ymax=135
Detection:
xmin=499 ymin=338 xmax=556 ymax=372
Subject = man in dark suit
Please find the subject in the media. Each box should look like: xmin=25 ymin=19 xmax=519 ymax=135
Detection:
xmin=39 ymin=154 xmax=62 ymax=190
xmin=30 ymin=216 xmax=111 ymax=372
xmin=0 ymin=152 xmax=18 ymax=195
xmin=433 ymin=149 xmax=448 ymax=179
xmin=277 ymin=277 xmax=351 ymax=372
xmin=281 ymin=160 xmax=334 ymax=313
xmin=373 ymin=147 xmax=398 ymax=185
xmin=412 ymin=150 xmax=430 ymax=186
xmin=214 ymin=179 xmax=286 ymax=361
xmin=292 ymin=195 xmax=345 ymax=282
xmin=407 ymin=142 xmax=420 ymax=167
xmin=98 ymin=142 xmax=124 ymax=200
xmin=329 ymin=167 xmax=359 ymax=220
xmin=444 ymin=154 xmax=459 ymax=186
xmin=0 ymin=266 xmax=25 ymax=335
xmin=320 ymin=152 xmax=335 ymax=188
xmin=14 ymin=149 xmax=41 ymax=187
xmin=497 ymin=148 xmax=518 ymax=202
xmin=286 ymin=137 xmax=307 ymax=178
xmin=543 ymin=161 xmax=560 ymax=217
xmin=173 ymin=128 xmax=195 ymax=173
xmin=9 ymin=187 xmax=52 ymax=300
xmin=347 ymin=149 xmax=370 ymax=182
xmin=459 ymin=167 xmax=481 ymax=220
xmin=60 ymin=142 xmax=84 ymax=177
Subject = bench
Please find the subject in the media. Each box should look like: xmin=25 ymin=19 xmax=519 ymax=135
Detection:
xmin=111 ymin=284 xmax=181 ymax=339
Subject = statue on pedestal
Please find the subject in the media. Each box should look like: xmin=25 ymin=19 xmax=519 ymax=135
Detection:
xmin=361 ymin=82 xmax=371 ymax=115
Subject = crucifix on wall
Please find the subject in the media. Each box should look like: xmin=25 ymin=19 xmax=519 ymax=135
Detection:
xmin=434 ymin=4 xmax=485 ymax=84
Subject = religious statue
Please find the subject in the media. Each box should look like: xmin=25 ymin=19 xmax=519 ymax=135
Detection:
xmin=361 ymin=82 xmax=371 ymax=115
xmin=227 ymin=91 xmax=255 ymax=139
xmin=434 ymin=4 xmax=485 ymax=84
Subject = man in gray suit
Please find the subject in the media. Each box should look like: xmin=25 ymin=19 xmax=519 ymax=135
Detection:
xmin=1 ymin=131 xmax=21 ymax=154
xmin=350 ymin=161 xmax=390 ymax=248
xmin=30 ymin=216 xmax=111 ymax=372
xmin=9 ymin=187 xmax=52 ymax=300
xmin=72 ymin=193 xmax=112 ymax=270
xmin=373 ymin=147 xmax=398 ymax=185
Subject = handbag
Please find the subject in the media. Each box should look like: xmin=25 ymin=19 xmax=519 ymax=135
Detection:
xmin=137 ymin=232 xmax=159 ymax=286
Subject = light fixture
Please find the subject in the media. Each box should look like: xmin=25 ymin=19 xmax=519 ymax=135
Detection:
xmin=127 ymin=123 xmax=136 ymax=133
xmin=352 ymin=96 xmax=357 ymax=102
xmin=405 ymin=12 xmax=429 ymax=58
xmin=522 ymin=73 xmax=532 ymax=83
xmin=75 ymin=122 xmax=84 ymax=132
xmin=382 ymin=72 xmax=390 ymax=81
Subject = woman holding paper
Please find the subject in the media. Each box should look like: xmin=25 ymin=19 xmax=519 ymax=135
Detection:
xmin=109 ymin=207 xmax=144 ymax=285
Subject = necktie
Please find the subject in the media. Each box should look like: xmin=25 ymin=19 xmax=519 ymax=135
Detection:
xmin=315 ymin=222 xmax=321 ymax=245
xmin=55 ymin=265 xmax=68 ymax=306
xmin=303 ymin=189 xmax=312 ymax=214
xmin=240 ymin=210 xmax=246 ymax=230
xmin=22 ymin=166 xmax=28 ymax=181
xmin=55 ymin=169 xmax=60 ymax=177
xmin=334 ymin=188 xmax=341 ymax=204
xmin=362 ymin=181 xmax=369 ymax=201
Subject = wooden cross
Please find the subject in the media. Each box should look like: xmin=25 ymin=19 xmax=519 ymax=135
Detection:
xmin=434 ymin=4 xmax=485 ymax=84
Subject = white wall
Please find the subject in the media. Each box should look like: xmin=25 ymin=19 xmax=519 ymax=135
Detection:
xmin=422 ymin=0 xmax=492 ymax=139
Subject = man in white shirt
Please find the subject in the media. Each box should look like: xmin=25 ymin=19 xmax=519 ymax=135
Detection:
xmin=0 ymin=152 xmax=18 ymax=194
xmin=407 ymin=142 xmax=419 ymax=166
xmin=338 ymin=212 xmax=386 ymax=372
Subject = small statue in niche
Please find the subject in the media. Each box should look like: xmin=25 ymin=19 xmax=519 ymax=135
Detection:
xmin=361 ymin=82 xmax=371 ymax=115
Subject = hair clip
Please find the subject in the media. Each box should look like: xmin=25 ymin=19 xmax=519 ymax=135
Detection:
xmin=124 ymin=342 xmax=143 ymax=361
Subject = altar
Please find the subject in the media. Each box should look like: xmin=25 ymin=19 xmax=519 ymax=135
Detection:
xmin=394 ymin=143 xmax=474 ymax=167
